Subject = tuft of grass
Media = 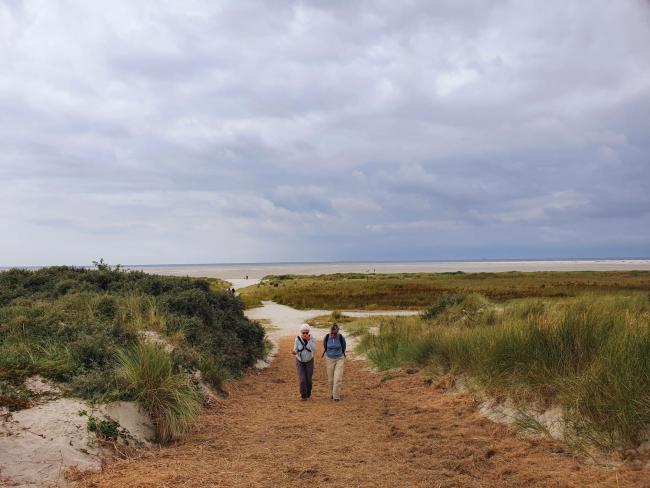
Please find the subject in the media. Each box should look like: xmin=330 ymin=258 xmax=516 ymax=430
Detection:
xmin=420 ymin=293 xmax=466 ymax=320
xmin=117 ymin=343 xmax=201 ymax=443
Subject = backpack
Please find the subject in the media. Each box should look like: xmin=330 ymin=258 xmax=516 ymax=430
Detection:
xmin=321 ymin=333 xmax=346 ymax=358
xmin=296 ymin=336 xmax=312 ymax=361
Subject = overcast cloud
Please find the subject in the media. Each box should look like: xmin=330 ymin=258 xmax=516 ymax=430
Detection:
xmin=1 ymin=0 xmax=649 ymax=266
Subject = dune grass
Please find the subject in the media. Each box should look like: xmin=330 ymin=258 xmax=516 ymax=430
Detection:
xmin=357 ymin=292 xmax=650 ymax=450
xmin=117 ymin=343 xmax=201 ymax=443
xmin=0 ymin=266 xmax=265 ymax=442
xmin=239 ymin=271 xmax=650 ymax=310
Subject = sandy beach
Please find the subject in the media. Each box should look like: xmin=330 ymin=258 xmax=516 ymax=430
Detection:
xmin=127 ymin=259 xmax=650 ymax=280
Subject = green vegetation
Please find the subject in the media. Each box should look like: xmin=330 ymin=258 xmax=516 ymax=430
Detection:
xmin=118 ymin=343 xmax=201 ymax=443
xmin=81 ymin=410 xmax=125 ymax=441
xmin=0 ymin=265 xmax=265 ymax=442
xmin=239 ymin=271 xmax=650 ymax=310
xmin=357 ymin=292 xmax=650 ymax=450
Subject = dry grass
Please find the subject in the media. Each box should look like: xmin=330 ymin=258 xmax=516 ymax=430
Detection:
xmin=74 ymin=338 xmax=648 ymax=488
xmin=239 ymin=271 xmax=650 ymax=310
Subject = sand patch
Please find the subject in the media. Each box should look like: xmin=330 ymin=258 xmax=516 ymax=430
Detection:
xmin=0 ymin=398 xmax=103 ymax=487
xmin=244 ymin=301 xmax=394 ymax=367
xmin=24 ymin=375 xmax=62 ymax=396
xmin=99 ymin=401 xmax=154 ymax=446
xmin=228 ymin=278 xmax=261 ymax=290
xmin=0 ymin=396 xmax=153 ymax=487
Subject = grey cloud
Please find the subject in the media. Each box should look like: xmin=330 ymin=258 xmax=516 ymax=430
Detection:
xmin=0 ymin=0 xmax=649 ymax=265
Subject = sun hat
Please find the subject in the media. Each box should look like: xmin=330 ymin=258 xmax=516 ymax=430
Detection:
xmin=300 ymin=323 xmax=310 ymax=332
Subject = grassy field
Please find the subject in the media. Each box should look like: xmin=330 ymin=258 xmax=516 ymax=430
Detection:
xmin=354 ymin=292 xmax=650 ymax=451
xmin=0 ymin=265 xmax=264 ymax=442
xmin=239 ymin=271 xmax=650 ymax=310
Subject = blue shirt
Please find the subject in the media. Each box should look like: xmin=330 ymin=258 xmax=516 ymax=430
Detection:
xmin=324 ymin=333 xmax=346 ymax=359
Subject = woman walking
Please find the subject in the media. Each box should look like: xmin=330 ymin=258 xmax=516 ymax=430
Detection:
xmin=292 ymin=323 xmax=316 ymax=400
xmin=322 ymin=323 xmax=346 ymax=401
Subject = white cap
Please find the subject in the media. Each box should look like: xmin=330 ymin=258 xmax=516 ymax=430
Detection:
xmin=300 ymin=323 xmax=310 ymax=332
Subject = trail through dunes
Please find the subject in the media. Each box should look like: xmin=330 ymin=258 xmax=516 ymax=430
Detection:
xmin=75 ymin=337 xmax=648 ymax=488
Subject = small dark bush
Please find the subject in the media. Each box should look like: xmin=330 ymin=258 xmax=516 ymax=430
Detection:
xmin=54 ymin=279 xmax=77 ymax=296
xmin=86 ymin=415 xmax=121 ymax=440
xmin=95 ymin=296 xmax=117 ymax=319
xmin=420 ymin=293 xmax=467 ymax=320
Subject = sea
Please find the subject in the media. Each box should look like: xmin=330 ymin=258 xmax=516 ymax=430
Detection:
xmin=123 ymin=259 xmax=650 ymax=280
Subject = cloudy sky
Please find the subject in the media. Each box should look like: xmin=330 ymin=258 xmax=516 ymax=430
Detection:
xmin=1 ymin=0 xmax=649 ymax=266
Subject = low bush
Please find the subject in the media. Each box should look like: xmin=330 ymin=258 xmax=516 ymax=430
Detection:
xmin=0 ymin=266 xmax=266 ymax=443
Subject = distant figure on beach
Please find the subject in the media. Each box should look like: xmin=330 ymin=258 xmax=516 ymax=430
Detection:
xmin=292 ymin=323 xmax=316 ymax=400
xmin=322 ymin=323 xmax=346 ymax=401
xmin=245 ymin=275 xmax=248 ymax=280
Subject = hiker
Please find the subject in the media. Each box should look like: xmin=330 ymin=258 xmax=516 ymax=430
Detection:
xmin=292 ymin=323 xmax=316 ymax=400
xmin=322 ymin=323 xmax=346 ymax=401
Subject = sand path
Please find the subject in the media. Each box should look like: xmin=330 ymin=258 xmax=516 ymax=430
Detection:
xmin=75 ymin=337 xmax=647 ymax=487
xmin=243 ymin=301 xmax=419 ymax=367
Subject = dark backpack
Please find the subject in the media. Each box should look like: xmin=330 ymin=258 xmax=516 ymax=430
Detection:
xmin=321 ymin=333 xmax=346 ymax=358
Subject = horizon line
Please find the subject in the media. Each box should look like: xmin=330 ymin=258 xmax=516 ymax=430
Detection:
xmin=3 ymin=256 xmax=650 ymax=269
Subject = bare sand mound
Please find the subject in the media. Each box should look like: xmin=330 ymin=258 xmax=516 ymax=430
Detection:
xmin=0 ymin=398 xmax=103 ymax=487
xmin=74 ymin=337 xmax=647 ymax=487
xmin=0 ymin=377 xmax=152 ymax=487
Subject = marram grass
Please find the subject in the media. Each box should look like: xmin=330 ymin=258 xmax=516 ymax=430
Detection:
xmin=117 ymin=343 xmax=201 ymax=443
xmin=358 ymin=293 xmax=650 ymax=450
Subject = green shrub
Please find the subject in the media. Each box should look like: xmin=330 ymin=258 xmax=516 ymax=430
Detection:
xmin=95 ymin=296 xmax=118 ymax=319
xmin=0 ymin=266 xmax=266 ymax=411
xmin=87 ymin=415 xmax=121 ymax=440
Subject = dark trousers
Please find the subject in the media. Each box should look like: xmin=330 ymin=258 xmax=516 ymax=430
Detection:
xmin=296 ymin=358 xmax=314 ymax=398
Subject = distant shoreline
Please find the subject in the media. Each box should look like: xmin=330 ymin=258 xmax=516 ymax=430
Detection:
xmin=127 ymin=259 xmax=650 ymax=280
xmin=3 ymin=259 xmax=650 ymax=279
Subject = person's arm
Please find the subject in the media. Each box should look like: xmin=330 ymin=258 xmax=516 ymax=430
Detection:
xmin=291 ymin=337 xmax=298 ymax=355
xmin=341 ymin=335 xmax=347 ymax=356
xmin=321 ymin=335 xmax=327 ymax=358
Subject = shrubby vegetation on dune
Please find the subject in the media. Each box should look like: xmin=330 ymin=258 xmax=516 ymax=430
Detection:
xmin=358 ymin=292 xmax=650 ymax=450
xmin=239 ymin=271 xmax=650 ymax=309
xmin=0 ymin=266 xmax=264 ymax=442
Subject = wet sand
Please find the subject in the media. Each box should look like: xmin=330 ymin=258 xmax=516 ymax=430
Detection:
xmin=128 ymin=259 xmax=650 ymax=280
